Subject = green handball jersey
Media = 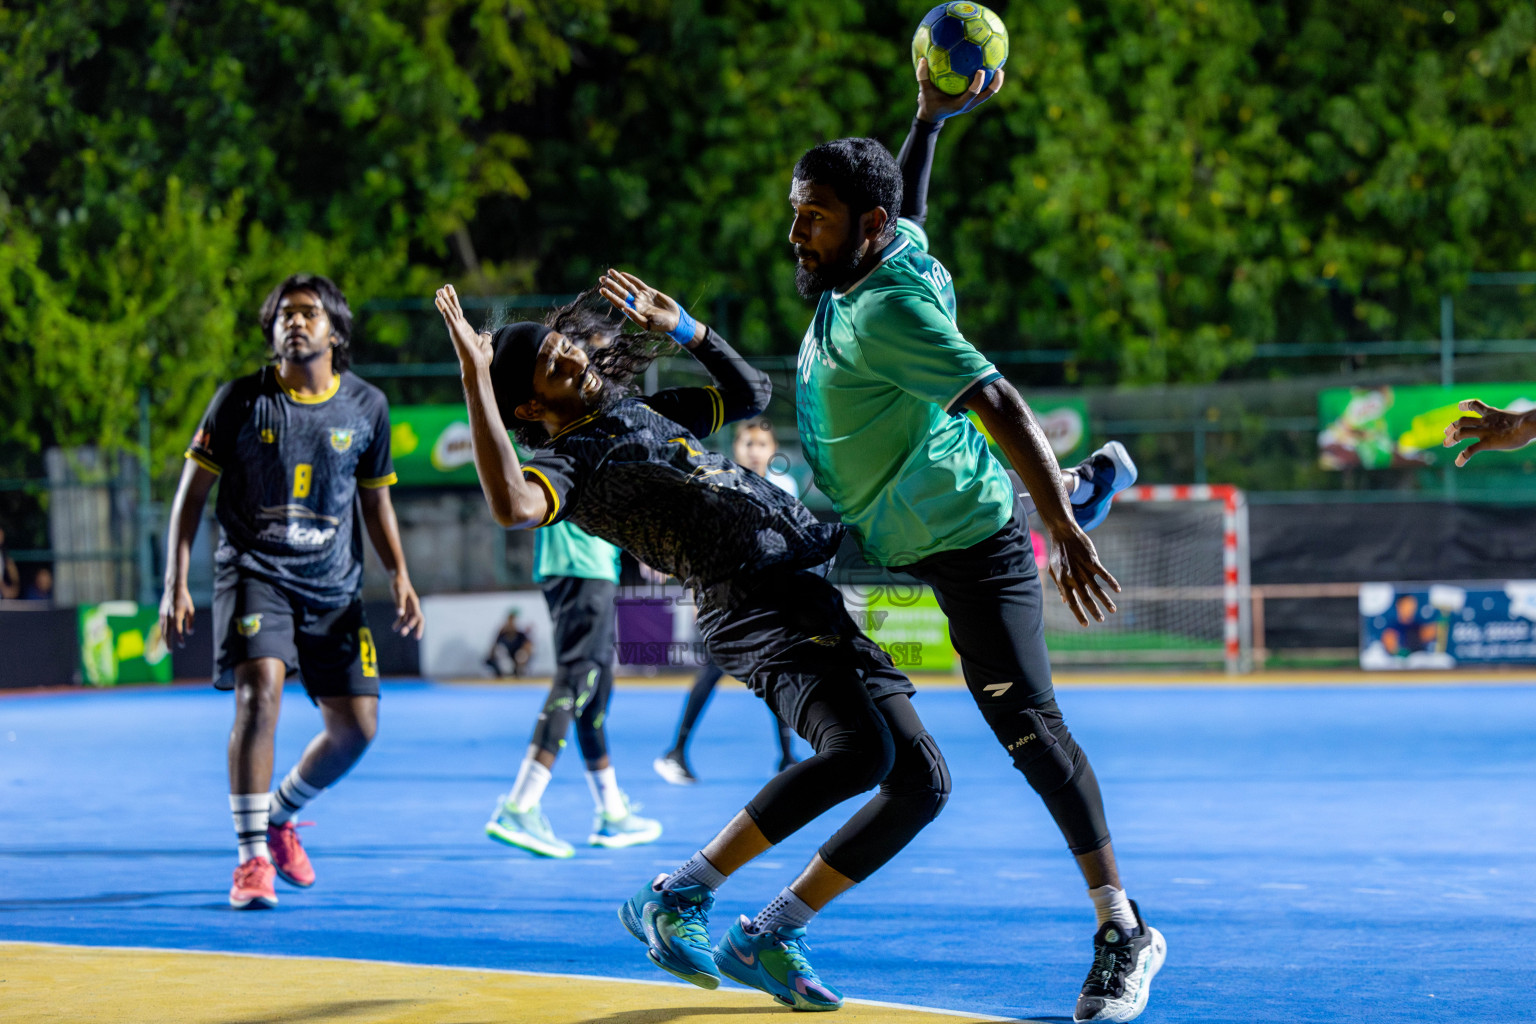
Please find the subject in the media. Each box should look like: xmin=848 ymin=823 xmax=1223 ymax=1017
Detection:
xmin=795 ymin=219 xmax=1013 ymax=565
xmin=533 ymin=520 xmax=622 ymax=584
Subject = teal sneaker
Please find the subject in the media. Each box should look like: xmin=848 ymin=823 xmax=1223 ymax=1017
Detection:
xmin=589 ymin=795 xmax=663 ymax=849
xmin=713 ymin=915 xmax=843 ymax=1012
xmin=484 ymin=796 xmax=574 ymax=859
xmin=618 ymin=874 xmax=720 ymax=989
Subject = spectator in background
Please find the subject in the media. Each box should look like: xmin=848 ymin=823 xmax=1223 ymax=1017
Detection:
xmin=0 ymin=525 xmax=20 ymax=599
xmin=485 ymin=611 xmax=534 ymax=677
xmin=21 ymin=565 xmax=52 ymax=603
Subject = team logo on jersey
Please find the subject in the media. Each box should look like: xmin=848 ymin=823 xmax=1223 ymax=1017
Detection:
xmin=807 ymin=634 xmax=841 ymax=648
xmin=329 ymin=429 xmax=355 ymax=453
xmin=259 ymin=428 xmax=276 ymax=444
xmin=236 ymin=614 xmax=262 ymax=637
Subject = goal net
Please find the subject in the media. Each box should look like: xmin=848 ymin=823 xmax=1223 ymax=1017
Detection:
xmin=1042 ymin=485 xmax=1251 ymax=673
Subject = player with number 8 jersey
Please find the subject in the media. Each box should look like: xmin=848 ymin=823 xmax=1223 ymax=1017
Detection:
xmin=160 ymin=273 xmax=424 ymax=911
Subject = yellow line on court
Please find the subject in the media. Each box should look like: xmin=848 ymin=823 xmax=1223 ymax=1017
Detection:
xmin=0 ymin=942 xmax=1008 ymax=1024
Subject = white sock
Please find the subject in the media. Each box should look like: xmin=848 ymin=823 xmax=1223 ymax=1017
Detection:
xmin=508 ymin=758 xmax=552 ymax=811
xmin=585 ymin=766 xmax=627 ymax=819
xmin=751 ymin=887 xmax=816 ymax=934
xmin=1068 ymin=471 xmax=1090 ymax=505
xmin=1089 ymin=884 xmax=1137 ymax=932
xmin=230 ymin=793 xmax=270 ymax=862
xmin=664 ymin=851 xmax=727 ymax=891
xmin=268 ymin=767 xmax=324 ymax=826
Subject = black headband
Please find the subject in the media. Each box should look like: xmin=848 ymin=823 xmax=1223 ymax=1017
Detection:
xmin=489 ymin=322 xmax=553 ymax=427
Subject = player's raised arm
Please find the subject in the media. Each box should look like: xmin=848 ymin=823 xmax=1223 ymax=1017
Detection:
xmin=965 ymin=379 xmax=1120 ymax=626
xmin=1443 ymin=398 xmax=1536 ymax=467
xmin=434 ymin=284 xmax=552 ymax=529
xmin=598 ymin=269 xmax=771 ymax=429
xmin=895 ymin=62 xmax=1005 ymax=227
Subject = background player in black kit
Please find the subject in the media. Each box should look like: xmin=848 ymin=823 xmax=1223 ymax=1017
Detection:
xmin=435 ymin=277 xmax=950 ymax=1012
xmin=159 ymin=273 xmax=424 ymax=910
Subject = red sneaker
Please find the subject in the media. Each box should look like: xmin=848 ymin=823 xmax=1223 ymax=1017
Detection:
xmin=266 ymin=821 xmax=316 ymax=888
xmin=229 ymin=856 xmax=278 ymax=909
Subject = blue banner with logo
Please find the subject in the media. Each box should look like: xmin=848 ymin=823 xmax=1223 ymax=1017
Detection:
xmin=1359 ymin=581 xmax=1536 ymax=669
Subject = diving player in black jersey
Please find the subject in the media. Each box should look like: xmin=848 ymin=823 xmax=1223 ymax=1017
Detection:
xmin=435 ymin=277 xmax=951 ymax=1011
xmin=160 ymin=273 xmax=424 ymax=910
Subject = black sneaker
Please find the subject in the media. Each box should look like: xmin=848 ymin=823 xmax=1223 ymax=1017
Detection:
xmin=1073 ymin=900 xmax=1166 ymax=1022
xmin=653 ymin=750 xmax=699 ymax=785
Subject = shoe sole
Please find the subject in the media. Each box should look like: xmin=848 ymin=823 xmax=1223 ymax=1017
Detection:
xmin=618 ymin=904 xmax=720 ymax=990
xmin=485 ymin=823 xmax=574 ymax=859
xmin=716 ymin=954 xmax=840 ymax=1012
xmin=271 ymin=863 xmax=314 ymax=888
xmin=229 ymin=893 xmax=277 ymax=909
xmin=589 ymin=824 xmax=664 ymax=848
xmin=1073 ymin=926 xmax=1166 ymax=1023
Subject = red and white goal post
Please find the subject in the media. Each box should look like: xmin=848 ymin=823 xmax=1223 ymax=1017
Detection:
xmin=1042 ymin=484 xmax=1252 ymax=674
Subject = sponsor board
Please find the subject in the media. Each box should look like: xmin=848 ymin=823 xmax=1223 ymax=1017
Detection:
xmin=79 ymin=602 xmax=171 ymax=686
xmin=1360 ymin=581 xmax=1536 ymax=668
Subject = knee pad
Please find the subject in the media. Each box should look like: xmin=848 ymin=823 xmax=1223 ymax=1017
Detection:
xmin=1005 ymin=708 xmax=1077 ymax=795
xmin=909 ymin=730 xmax=952 ymax=818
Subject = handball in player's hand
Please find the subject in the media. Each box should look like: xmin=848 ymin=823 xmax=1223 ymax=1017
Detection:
xmin=912 ymin=2 xmax=1008 ymax=97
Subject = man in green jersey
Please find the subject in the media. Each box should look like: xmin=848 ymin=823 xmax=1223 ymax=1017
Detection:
xmin=788 ymin=64 xmax=1163 ymax=1023
xmin=484 ymin=320 xmax=662 ymax=859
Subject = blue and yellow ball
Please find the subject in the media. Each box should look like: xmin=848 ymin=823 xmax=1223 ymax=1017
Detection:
xmin=911 ymin=2 xmax=1010 ymax=96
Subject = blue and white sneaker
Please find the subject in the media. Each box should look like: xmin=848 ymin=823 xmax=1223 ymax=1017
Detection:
xmin=484 ymin=796 xmax=574 ymax=859
xmin=619 ymin=874 xmax=720 ymax=989
xmin=589 ymin=795 xmax=663 ymax=848
xmin=713 ymin=915 xmax=843 ymax=1012
xmin=1071 ymin=441 xmax=1139 ymax=531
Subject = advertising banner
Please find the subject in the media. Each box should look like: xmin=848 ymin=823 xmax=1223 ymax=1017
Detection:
xmin=1318 ymin=383 xmax=1536 ymax=470
xmin=841 ymin=584 xmax=957 ymax=673
xmin=79 ymin=601 xmax=171 ymax=686
xmin=1359 ymin=581 xmax=1536 ymax=669
xmin=390 ymin=405 xmax=480 ymax=487
xmin=969 ymin=397 xmax=1089 ymax=464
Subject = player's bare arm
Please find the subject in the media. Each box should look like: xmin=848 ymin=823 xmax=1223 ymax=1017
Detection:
xmin=965 ymin=379 xmax=1120 ymax=626
xmin=158 ymin=459 xmax=218 ymax=648
xmin=434 ymin=284 xmax=552 ymax=529
xmin=1442 ymin=398 xmax=1536 ymax=467
xmin=357 ymin=486 xmax=424 ymax=639
xmin=915 ymin=59 xmax=1003 ymax=123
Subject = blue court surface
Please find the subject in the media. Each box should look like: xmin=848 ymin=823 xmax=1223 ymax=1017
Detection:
xmin=3 ymin=677 xmax=1533 ymax=1023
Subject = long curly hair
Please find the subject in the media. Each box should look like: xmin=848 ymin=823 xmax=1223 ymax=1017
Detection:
xmin=486 ymin=287 xmax=673 ymax=451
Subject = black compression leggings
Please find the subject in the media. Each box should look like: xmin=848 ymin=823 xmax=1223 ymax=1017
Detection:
xmin=745 ymin=690 xmax=950 ymax=883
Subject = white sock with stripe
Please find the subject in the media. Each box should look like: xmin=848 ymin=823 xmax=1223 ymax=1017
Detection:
xmin=508 ymin=758 xmax=552 ymax=811
xmin=230 ymin=793 xmax=270 ymax=862
xmin=268 ymin=767 xmax=324 ymax=826
xmin=585 ymin=766 xmax=627 ymax=819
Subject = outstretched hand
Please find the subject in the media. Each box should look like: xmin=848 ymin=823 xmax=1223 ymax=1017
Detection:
xmin=916 ymin=58 xmax=1005 ymax=123
xmin=1046 ymin=523 xmax=1122 ymax=628
xmin=1443 ymin=399 xmax=1536 ymax=467
xmin=434 ymin=284 xmax=492 ymax=373
xmin=598 ymin=269 xmax=684 ymax=337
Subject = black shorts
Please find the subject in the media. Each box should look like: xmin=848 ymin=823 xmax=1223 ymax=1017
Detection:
xmin=542 ymin=576 xmax=618 ymax=669
xmin=212 ymin=571 xmax=379 ymax=700
xmin=697 ymin=568 xmax=914 ymax=731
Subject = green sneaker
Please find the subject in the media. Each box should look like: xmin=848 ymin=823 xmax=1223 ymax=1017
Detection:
xmin=484 ymin=796 xmax=574 ymax=859
xmin=714 ymin=915 xmax=843 ymax=1011
xmin=590 ymin=794 xmax=663 ymax=848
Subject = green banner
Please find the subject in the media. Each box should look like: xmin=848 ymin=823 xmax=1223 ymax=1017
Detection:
xmin=854 ymin=585 xmax=957 ymax=672
xmin=79 ymin=602 xmax=171 ymax=686
xmin=390 ymin=405 xmax=480 ymax=486
xmin=968 ymin=396 xmax=1089 ymax=465
xmin=1319 ymin=384 xmax=1536 ymax=470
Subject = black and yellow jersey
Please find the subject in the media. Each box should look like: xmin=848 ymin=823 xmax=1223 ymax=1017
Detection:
xmin=187 ymin=367 xmax=395 ymax=607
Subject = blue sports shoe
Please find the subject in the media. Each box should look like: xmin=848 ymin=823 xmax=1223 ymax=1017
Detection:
xmin=619 ymin=874 xmax=720 ymax=989
xmin=713 ymin=915 xmax=843 ymax=1012
xmin=1071 ymin=441 xmax=1138 ymax=531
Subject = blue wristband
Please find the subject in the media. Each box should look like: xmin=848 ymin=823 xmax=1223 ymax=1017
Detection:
xmin=669 ymin=306 xmax=698 ymax=346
